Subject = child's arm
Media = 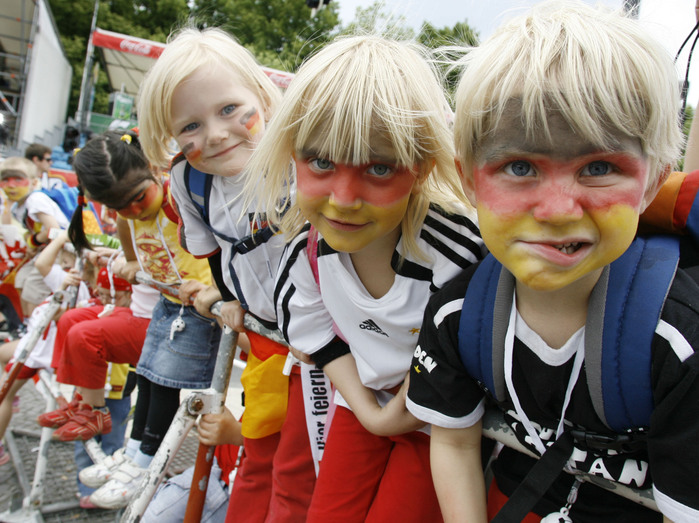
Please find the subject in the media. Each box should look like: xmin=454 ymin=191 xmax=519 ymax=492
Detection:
xmin=115 ymin=216 xmax=141 ymax=283
xmin=34 ymin=230 xmax=69 ymax=277
xmin=32 ymin=211 xmax=61 ymax=244
xmin=430 ymin=422 xmax=487 ymax=523
xmin=197 ymin=407 xmax=243 ymax=447
xmin=323 ymin=354 xmax=425 ymax=436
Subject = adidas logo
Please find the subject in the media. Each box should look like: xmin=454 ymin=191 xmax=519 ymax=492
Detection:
xmin=359 ymin=319 xmax=388 ymax=337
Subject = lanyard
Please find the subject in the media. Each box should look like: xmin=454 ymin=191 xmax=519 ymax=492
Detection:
xmin=503 ymin=291 xmax=585 ymax=456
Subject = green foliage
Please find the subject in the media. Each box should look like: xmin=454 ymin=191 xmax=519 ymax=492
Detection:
xmin=47 ymin=0 xmax=479 ymax=120
xmin=189 ymin=0 xmax=340 ymax=71
xmin=341 ymin=1 xmax=414 ymax=39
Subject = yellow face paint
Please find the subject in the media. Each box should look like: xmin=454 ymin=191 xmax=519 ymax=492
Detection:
xmin=298 ymin=191 xmax=410 ymax=254
xmin=478 ymin=202 xmax=639 ymax=291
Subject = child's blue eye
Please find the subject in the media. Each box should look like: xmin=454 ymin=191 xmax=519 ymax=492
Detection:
xmin=504 ymin=161 xmax=532 ymax=177
xmin=311 ymin=158 xmax=334 ymax=171
xmin=583 ymin=161 xmax=612 ymax=176
xmin=183 ymin=122 xmax=199 ymax=133
xmin=367 ymin=164 xmax=393 ymax=177
xmin=222 ymin=104 xmax=236 ymax=116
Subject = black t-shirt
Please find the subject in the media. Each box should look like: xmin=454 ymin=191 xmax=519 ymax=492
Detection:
xmin=407 ymin=261 xmax=699 ymax=522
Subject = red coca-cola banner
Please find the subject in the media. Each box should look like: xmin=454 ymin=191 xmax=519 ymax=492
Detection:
xmin=91 ymin=28 xmax=165 ymax=59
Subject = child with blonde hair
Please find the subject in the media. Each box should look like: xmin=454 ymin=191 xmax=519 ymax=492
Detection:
xmin=0 ymin=157 xmax=69 ymax=316
xmin=138 ymin=26 xmax=316 ymax=521
xmin=406 ymin=2 xmax=698 ymax=522
xmin=243 ymin=34 xmax=484 ymax=521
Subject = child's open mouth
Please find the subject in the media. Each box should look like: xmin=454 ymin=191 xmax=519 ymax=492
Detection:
xmin=553 ymin=242 xmax=583 ymax=254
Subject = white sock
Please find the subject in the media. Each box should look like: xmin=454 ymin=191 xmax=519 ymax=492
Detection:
xmin=124 ymin=438 xmax=141 ymax=460
xmin=132 ymin=449 xmax=153 ymax=469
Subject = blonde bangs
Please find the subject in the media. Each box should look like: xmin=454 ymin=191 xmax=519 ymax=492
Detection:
xmin=455 ymin=0 xmax=683 ymax=184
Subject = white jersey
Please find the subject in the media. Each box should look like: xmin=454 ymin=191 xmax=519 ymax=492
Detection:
xmin=276 ymin=204 xmax=484 ymax=409
xmin=12 ymin=191 xmax=70 ymax=232
xmin=170 ymin=161 xmax=285 ymax=323
xmin=17 ymin=264 xmax=91 ymax=369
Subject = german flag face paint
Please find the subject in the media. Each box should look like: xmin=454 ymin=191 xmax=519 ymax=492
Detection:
xmin=295 ymin=153 xmax=419 ymax=254
xmin=467 ymin=105 xmax=653 ymax=292
xmin=0 ymin=173 xmax=33 ymax=202
xmin=241 ymin=108 xmax=262 ymax=137
xmin=170 ymin=64 xmax=267 ymax=177
xmin=113 ymin=180 xmax=163 ymax=221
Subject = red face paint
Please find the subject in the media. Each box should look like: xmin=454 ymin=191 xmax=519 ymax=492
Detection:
xmin=182 ymin=142 xmax=201 ymax=162
xmin=115 ymin=181 xmax=163 ymax=221
xmin=468 ymin=104 xmax=652 ymax=292
xmin=170 ymin=65 xmax=267 ymax=177
xmin=241 ymin=108 xmax=262 ymax=137
xmin=295 ymin=158 xmax=417 ymax=208
xmin=294 ymin=156 xmax=418 ymax=254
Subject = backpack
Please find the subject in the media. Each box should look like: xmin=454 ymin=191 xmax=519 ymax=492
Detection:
xmin=182 ymin=162 xmax=275 ymax=310
xmin=39 ymin=185 xmax=103 ymax=234
xmin=458 ymin=234 xmax=679 ymax=435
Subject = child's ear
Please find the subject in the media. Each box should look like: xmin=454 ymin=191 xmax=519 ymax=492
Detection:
xmin=411 ymin=160 xmax=435 ymax=195
xmin=641 ymin=164 xmax=671 ymax=212
xmin=455 ymin=157 xmax=477 ymax=206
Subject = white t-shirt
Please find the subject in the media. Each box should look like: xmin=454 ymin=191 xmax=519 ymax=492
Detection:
xmin=12 ymin=191 xmax=70 ymax=232
xmin=15 ymin=264 xmax=91 ymax=369
xmin=276 ymin=204 xmax=484 ymax=410
xmin=170 ymin=162 xmax=286 ymax=323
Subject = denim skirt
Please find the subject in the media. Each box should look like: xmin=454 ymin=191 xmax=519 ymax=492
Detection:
xmin=137 ymin=295 xmax=222 ymax=389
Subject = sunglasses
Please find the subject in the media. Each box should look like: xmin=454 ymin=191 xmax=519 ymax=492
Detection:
xmin=42 ymin=157 xmax=52 ymax=162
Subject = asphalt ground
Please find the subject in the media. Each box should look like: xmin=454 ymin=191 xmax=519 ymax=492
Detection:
xmin=0 ymin=364 xmax=244 ymax=523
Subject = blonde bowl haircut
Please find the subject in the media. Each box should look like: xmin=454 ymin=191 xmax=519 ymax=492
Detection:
xmin=137 ymin=26 xmax=282 ymax=168
xmin=243 ymin=34 xmax=469 ymax=260
xmin=453 ymin=0 xmax=684 ymax=189
xmin=0 ymin=156 xmax=39 ymax=179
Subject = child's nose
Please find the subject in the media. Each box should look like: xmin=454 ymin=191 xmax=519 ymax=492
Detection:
xmin=206 ymin=122 xmax=229 ymax=145
xmin=328 ymin=170 xmax=363 ymax=209
xmin=531 ymin=183 xmax=584 ymax=223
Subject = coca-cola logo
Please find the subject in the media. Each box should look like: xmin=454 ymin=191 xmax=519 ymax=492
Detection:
xmin=119 ymin=40 xmax=152 ymax=56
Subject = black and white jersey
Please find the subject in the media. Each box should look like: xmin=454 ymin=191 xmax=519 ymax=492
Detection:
xmin=276 ymin=204 xmax=484 ymax=409
xmin=407 ymin=263 xmax=699 ymax=522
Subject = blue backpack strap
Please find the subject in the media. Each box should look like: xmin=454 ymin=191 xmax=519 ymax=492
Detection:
xmin=586 ymin=235 xmax=679 ymax=432
xmin=458 ymin=254 xmax=514 ymax=402
xmin=183 ymin=163 xmax=212 ymax=225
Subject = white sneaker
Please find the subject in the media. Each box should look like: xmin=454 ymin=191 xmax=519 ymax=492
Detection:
xmin=79 ymin=447 xmax=129 ymax=488
xmin=88 ymin=459 xmax=146 ymax=509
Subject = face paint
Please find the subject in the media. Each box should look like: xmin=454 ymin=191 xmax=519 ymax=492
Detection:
xmin=0 ymin=175 xmax=33 ymax=201
xmin=469 ymin=103 xmax=651 ymax=292
xmin=114 ymin=181 xmax=164 ymax=221
xmin=182 ymin=142 xmax=201 ymax=162
xmin=241 ymin=108 xmax=262 ymax=137
xmin=170 ymin=65 xmax=267 ymax=177
xmin=295 ymin=157 xmax=418 ymax=253
xmin=295 ymin=158 xmax=417 ymax=207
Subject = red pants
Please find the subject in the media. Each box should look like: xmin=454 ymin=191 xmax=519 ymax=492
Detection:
xmin=307 ymin=406 xmax=442 ymax=523
xmin=226 ymin=371 xmax=315 ymax=523
xmin=52 ymin=306 xmax=150 ymax=389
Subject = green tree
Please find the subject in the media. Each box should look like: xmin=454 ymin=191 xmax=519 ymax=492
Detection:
xmin=341 ymin=1 xmax=414 ymax=39
xmin=189 ymin=0 xmax=340 ymax=71
xmin=417 ymin=21 xmax=479 ymax=101
xmin=48 ymin=0 xmax=341 ymax=117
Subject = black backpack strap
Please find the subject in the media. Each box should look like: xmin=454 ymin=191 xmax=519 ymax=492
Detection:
xmin=491 ymin=431 xmax=575 ymax=523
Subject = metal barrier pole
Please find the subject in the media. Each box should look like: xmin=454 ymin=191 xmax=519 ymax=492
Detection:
xmin=0 ymin=291 xmax=64 ymax=405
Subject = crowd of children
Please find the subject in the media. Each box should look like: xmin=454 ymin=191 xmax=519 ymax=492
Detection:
xmin=0 ymin=1 xmax=697 ymax=521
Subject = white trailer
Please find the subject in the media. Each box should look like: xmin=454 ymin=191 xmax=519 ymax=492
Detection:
xmin=0 ymin=0 xmax=72 ymax=156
